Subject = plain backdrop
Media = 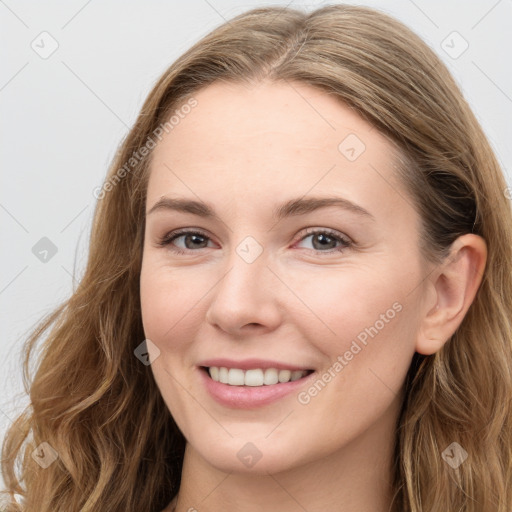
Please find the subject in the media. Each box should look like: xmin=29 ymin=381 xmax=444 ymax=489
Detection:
xmin=1 ymin=0 xmax=511 ymax=492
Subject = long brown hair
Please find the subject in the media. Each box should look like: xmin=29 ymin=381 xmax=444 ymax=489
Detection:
xmin=2 ymin=5 xmax=511 ymax=511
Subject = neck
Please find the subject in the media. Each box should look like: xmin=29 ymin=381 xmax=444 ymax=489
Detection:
xmin=170 ymin=397 xmax=400 ymax=512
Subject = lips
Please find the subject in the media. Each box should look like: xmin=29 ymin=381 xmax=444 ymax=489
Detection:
xmin=197 ymin=358 xmax=316 ymax=408
xmin=198 ymin=358 xmax=313 ymax=372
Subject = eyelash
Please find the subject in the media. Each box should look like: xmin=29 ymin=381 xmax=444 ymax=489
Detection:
xmin=157 ymin=227 xmax=353 ymax=256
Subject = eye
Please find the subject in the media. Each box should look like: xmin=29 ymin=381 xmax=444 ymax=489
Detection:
xmin=157 ymin=229 xmax=215 ymax=255
xmin=294 ymin=227 xmax=352 ymax=255
xmin=157 ymin=227 xmax=352 ymax=256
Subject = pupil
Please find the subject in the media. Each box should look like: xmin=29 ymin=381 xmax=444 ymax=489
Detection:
xmin=186 ymin=234 xmax=206 ymax=249
xmin=313 ymin=233 xmax=335 ymax=250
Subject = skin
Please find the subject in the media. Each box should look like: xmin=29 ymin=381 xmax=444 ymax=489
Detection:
xmin=139 ymin=80 xmax=487 ymax=512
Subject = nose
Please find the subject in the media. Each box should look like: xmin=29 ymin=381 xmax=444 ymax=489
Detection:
xmin=205 ymin=244 xmax=283 ymax=336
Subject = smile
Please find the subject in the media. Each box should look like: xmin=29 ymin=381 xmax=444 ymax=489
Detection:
xmin=198 ymin=363 xmax=316 ymax=409
xmin=205 ymin=366 xmax=313 ymax=386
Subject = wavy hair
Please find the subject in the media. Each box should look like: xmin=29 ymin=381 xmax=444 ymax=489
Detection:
xmin=2 ymin=4 xmax=512 ymax=511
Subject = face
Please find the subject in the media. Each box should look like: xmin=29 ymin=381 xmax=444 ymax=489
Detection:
xmin=140 ymin=80 xmax=429 ymax=475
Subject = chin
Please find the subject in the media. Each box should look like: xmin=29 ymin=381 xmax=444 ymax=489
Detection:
xmin=188 ymin=432 xmax=317 ymax=475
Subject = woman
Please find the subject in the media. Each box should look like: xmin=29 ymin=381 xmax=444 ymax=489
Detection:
xmin=2 ymin=4 xmax=511 ymax=512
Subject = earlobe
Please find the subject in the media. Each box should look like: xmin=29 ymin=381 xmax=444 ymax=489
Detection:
xmin=416 ymin=335 xmax=445 ymax=356
xmin=415 ymin=234 xmax=487 ymax=356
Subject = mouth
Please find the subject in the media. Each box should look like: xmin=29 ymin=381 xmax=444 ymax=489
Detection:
xmin=197 ymin=358 xmax=317 ymax=408
xmin=201 ymin=366 xmax=315 ymax=386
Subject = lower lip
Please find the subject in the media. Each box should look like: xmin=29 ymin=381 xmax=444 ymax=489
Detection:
xmin=199 ymin=368 xmax=316 ymax=409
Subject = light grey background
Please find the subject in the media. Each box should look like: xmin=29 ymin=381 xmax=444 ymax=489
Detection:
xmin=1 ymin=0 xmax=511 ymax=493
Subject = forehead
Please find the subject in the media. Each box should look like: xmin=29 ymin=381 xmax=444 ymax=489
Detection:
xmin=147 ymin=80 xmax=410 ymax=223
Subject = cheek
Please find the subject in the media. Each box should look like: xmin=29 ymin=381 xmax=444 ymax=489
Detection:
xmin=286 ymin=262 xmax=411 ymax=350
xmin=291 ymin=278 xmax=416 ymax=452
xmin=287 ymin=263 xmax=419 ymax=409
xmin=139 ymin=261 xmax=206 ymax=431
xmin=140 ymin=261 xmax=205 ymax=346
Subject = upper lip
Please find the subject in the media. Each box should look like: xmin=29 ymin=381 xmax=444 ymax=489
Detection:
xmin=198 ymin=358 xmax=313 ymax=371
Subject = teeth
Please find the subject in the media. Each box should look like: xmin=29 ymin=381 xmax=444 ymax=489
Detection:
xmin=263 ymin=368 xmax=279 ymax=385
xmin=278 ymin=369 xmax=291 ymax=383
xmin=245 ymin=369 xmax=264 ymax=386
xmin=228 ymin=368 xmax=245 ymax=386
xmin=219 ymin=367 xmax=229 ymax=384
xmin=290 ymin=370 xmax=304 ymax=381
xmin=207 ymin=367 xmax=310 ymax=386
xmin=209 ymin=366 xmax=219 ymax=381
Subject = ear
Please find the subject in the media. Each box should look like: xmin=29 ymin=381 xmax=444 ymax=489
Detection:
xmin=415 ymin=234 xmax=487 ymax=356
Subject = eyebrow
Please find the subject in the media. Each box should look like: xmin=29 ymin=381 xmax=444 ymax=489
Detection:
xmin=147 ymin=195 xmax=375 ymax=221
